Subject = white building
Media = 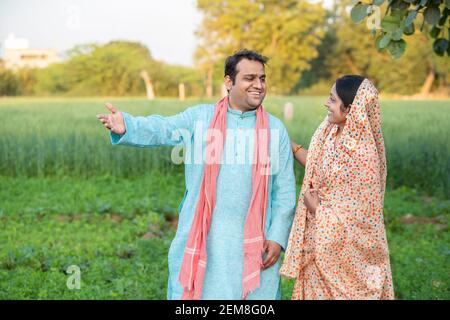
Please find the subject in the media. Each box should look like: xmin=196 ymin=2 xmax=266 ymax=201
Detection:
xmin=2 ymin=34 xmax=59 ymax=70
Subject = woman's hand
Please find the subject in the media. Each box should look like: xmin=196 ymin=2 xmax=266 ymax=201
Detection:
xmin=304 ymin=185 xmax=320 ymax=215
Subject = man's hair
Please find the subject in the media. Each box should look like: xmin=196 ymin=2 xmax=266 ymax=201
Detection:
xmin=224 ymin=49 xmax=268 ymax=84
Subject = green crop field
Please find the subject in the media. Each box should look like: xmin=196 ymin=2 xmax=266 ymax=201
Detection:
xmin=0 ymin=96 xmax=449 ymax=299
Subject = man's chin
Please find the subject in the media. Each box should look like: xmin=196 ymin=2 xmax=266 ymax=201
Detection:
xmin=247 ymin=97 xmax=265 ymax=108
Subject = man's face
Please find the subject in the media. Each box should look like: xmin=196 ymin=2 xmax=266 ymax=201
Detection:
xmin=225 ymin=59 xmax=266 ymax=111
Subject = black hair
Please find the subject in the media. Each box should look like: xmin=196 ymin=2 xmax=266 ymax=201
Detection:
xmin=224 ymin=49 xmax=268 ymax=84
xmin=335 ymin=75 xmax=365 ymax=109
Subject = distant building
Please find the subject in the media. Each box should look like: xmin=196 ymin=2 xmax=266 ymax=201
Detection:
xmin=2 ymin=34 xmax=59 ymax=70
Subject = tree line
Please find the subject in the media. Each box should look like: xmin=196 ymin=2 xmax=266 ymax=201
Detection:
xmin=0 ymin=0 xmax=448 ymax=97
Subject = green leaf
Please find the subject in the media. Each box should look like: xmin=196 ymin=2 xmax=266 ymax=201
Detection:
xmin=381 ymin=15 xmax=402 ymax=32
xmin=391 ymin=8 xmax=408 ymax=20
xmin=404 ymin=22 xmax=415 ymax=35
xmin=391 ymin=28 xmax=404 ymax=41
xmin=375 ymin=36 xmax=387 ymax=52
xmin=379 ymin=34 xmax=392 ymax=48
xmin=373 ymin=0 xmax=385 ymax=5
xmin=390 ymin=0 xmax=410 ymax=11
xmin=429 ymin=26 xmax=441 ymax=38
xmin=351 ymin=3 xmax=370 ymax=23
xmin=439 ymin=8 xmax=449 ymax=26
xmin=405 ymin=10 xmax=417 ymax=27
xmin=433 ymin=38 xmax=449 ymax=56
xmin=424 ymin=6 xmax=441 ymax=26
xmin=387 ymin=39 xmax=407 ymax=59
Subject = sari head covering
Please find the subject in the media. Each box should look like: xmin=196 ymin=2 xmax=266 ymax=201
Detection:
xmin=280 ymin=78 xmax=394 ymax=299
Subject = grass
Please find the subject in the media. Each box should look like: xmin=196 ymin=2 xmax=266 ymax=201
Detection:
xmin=0 ymin=96 xmax=449 ymax=299
xmin=0 ymin=175 xmax=448 ymax=299
xmin=0 ymin=96 xmax=448 ymax=196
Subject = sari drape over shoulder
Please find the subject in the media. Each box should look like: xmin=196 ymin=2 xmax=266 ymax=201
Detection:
xmin=280 ymin=79 xmax=394 ymax=300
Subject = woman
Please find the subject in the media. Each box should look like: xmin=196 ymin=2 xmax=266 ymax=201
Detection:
xmin=280 ymin=75 xmax=394 ymax=299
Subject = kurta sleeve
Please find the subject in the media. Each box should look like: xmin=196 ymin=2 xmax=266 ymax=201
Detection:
xmin=110 ymin=105 xmax=202 ymax=147
xmin=266 ymin=125 xmax=296 ymax=250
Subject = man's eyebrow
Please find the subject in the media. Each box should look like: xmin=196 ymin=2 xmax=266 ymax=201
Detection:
xmin=242 ymin=73 xmax=266 ymax=77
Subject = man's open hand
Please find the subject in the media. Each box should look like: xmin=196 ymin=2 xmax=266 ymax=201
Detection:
xmin=97 ymin=103 xmax=126 ymax=135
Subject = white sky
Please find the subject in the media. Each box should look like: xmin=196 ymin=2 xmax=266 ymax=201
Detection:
xmin=0 ymin=0 xmax=202 ymax=66
xmin=0 ymin=0 xmax=334 ymax=67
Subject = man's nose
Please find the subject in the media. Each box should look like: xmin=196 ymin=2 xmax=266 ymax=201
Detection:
xmin=253 ymin=79 xmax=263 ymax=89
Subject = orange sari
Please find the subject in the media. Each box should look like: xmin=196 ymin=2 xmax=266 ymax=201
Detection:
xmin=280 ymin=79 xmax=394 ymax=299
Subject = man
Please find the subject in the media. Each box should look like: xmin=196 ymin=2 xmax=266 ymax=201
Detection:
xmin=97 ymin=49 xmax=295 ymax=300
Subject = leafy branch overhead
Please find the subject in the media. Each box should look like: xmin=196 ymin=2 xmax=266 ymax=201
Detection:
xmin=351 ymin=0 xmax=450 ymax=58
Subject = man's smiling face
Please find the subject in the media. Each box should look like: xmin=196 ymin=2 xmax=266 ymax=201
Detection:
xmin=226 ymin=59 xmax=267 ymax=112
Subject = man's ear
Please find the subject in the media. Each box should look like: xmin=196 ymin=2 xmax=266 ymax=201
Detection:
xmin=224 ymin=75 xmax=233 ymax=92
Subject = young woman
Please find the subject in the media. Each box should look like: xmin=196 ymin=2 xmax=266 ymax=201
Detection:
xmin=280 ymin=75 xmax=394 ymax=299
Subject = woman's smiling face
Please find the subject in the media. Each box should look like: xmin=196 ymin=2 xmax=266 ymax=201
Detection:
xmin=324 ymin=83 xmax=348 ymax=125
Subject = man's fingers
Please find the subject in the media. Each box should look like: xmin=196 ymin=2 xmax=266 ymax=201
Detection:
xmin=97 ymin=114 xmax=111 ymax=123
xmin=105 ymin=102 xmax=117 ymax=114
xmin=263 ymin=255 xmax=278 ymax=269
xmin=263 ymin=250 xmax=274 ymax=265
xmin=264 ymin=258 xmax=276 ymax=269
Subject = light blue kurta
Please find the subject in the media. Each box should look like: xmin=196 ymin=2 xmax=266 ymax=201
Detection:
xmin=110 ymin=103 xmax=296 ymax=300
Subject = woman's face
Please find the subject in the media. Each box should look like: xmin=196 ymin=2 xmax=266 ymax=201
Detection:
xmin=324 ymin=83 xmax=348 ymax=126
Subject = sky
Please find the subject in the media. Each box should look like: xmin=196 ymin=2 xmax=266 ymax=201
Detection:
xmin=0 ymin=0 xmax=334 ymax=67
xmin=0 ymin=0 xmax=203 ymax=66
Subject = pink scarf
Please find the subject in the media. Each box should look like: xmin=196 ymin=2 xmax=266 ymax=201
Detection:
xmin=178 ymin=96 xmax=270 ymax=300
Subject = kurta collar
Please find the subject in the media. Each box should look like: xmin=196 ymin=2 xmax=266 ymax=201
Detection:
xmin=227 ymin=103 xmax=257 ymax=118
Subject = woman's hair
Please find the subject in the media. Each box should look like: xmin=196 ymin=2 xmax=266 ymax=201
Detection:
xmin=335 ymin=75 xmax=365 ymax=110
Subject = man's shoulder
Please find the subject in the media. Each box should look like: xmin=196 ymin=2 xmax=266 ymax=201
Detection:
xmin=267 ymin=112 xmax=288 ymax=132
xmin=184 ymin=103 xmax=215 ymax=115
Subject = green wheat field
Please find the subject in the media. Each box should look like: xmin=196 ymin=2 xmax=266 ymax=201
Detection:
xmin=0 ymin=96 xmax=449 ymax=299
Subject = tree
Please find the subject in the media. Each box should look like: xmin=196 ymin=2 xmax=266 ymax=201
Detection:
xmin=351 ymin=0 xmax=450 ymax=58
xmin=195 ymin=0 xmax=326 ymax=94
xmin=0 ymin=67 xmax=18 ymax=96
xmin=296 ymin=0 xmax=449 ymax=95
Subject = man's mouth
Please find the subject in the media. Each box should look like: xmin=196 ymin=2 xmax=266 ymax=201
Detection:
xmin=248 ymin=91 xmax=262 ymax=97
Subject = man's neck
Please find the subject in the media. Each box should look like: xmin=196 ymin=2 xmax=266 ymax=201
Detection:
xmin=228 ymin=97 xmax=255 ymax=113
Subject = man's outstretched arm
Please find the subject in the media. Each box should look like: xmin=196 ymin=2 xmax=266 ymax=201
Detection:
xmin=97 ymin=102 xmax=199 ymax=147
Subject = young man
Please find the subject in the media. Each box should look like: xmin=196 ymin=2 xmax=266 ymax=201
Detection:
xmin=97 ymin=49 xmax=296 ymax=300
